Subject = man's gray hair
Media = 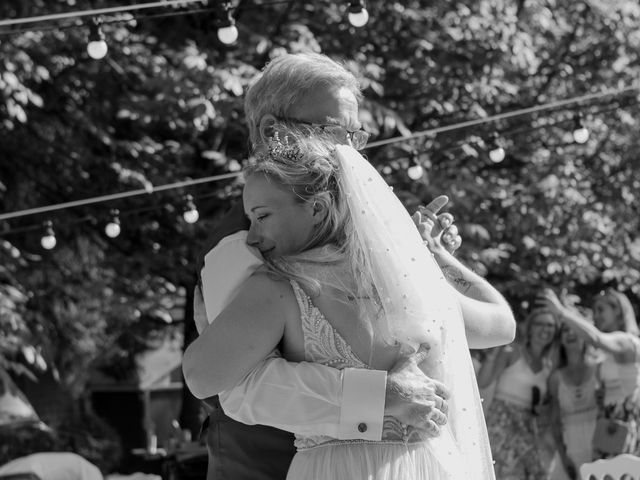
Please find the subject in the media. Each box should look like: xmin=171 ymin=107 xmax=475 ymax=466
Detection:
xmin=244 ymin=52 xmax=362 ymax=149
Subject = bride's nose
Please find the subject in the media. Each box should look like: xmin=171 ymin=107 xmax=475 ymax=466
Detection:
xmin=246 ymin=225 xmax=261 ymax=248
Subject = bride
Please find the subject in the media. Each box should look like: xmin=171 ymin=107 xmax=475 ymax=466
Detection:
xmin=184 ymin=125 xmax=515 ymax=479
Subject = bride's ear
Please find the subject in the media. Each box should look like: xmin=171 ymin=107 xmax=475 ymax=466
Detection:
xmin=311 ymin=193 xmax=331 ymax=224
xmin=259 ymin=114 xmax=278 ymax=145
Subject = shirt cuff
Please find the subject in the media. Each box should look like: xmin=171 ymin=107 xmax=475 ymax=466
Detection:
xmin=338 ymin=368 xmax=387 ymax=441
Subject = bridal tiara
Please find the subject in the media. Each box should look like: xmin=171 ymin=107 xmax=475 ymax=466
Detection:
xmin=264 ymin=131 xmax=304 ymax=163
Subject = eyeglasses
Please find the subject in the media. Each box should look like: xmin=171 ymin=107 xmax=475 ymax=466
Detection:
xmin=287 ymin=119 xmax=370 ymax=150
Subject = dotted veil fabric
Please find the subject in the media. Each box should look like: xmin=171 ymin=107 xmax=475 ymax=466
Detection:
xmin=334 ymin=145 xmax=496 ymax=479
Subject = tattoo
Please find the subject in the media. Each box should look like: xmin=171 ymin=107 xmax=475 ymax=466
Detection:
xmin=440 ymin=265 xmax=473 ymax=293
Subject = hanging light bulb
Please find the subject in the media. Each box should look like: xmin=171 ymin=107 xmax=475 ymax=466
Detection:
xmin=489 ymin=146 xmax=505 ymax=163
xmin=105 ymin=209 xmax=121 ymax=238
xmin=182 ymin=195 xmax=200 ymax=224
xmin=488 ymin=132 xmax=506 ymax=163
xmin=572 ymin=113 xmax=589 ymax=144
xmin=407 ymin=165 xmax=424 ymax=180
xmin=217 ymin=3 xmax=239 ymax=45
xmin=87 ymin=19 xmax=108 ymax=60
xmin=407 ymin=150 xmax=424 ymax=180
xmin=347 ymin=0 xmax=370 ymax=27
xmin=40 ymin=220 xmax=57 ymax=250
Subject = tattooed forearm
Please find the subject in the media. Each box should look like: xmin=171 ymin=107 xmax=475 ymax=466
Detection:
xmin=439 ymin=262 xmax=504 ymax=303
xmin=440 ymin=265 xmax=473 ymax=293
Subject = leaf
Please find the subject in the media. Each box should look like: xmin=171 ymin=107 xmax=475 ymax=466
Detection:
xmin=464 ymin=223 xmax=491 ymax=242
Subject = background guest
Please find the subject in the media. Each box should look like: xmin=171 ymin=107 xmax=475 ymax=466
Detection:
xmin=547 ymin=318 xmax=599 ymax=480
xmin=477 ymin=307 xmax=559 ymax=479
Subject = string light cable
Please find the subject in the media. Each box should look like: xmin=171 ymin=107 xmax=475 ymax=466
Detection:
xmin=376 ymin=95 xmax=640 ymax=172
xmin=0 ymin=189 xmax=228 ymax=242
xmin=0 ymin=1 xmax=293 ymax=37
xmin=0 ymin=172 xmax=240 ymax=222
xmin=0 ymin=0 xmax=209 ymax=28
xmin=4 ymin=92 xmax=628 ymax=239
xmin=0 ymin=85 xmax=638 ymax=238
xmin=364 ymin=84 xmax=640 ymax=149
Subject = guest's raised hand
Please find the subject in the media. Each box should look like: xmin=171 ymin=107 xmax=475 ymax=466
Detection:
xmin=535 ymin=288 xmax=565 ymax=317
xmin=384 ymin=344 xmax=449 ymax=437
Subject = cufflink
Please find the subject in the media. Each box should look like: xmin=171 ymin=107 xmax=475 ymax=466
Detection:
xmin=358 ymin=422 xmax=367 ymax=433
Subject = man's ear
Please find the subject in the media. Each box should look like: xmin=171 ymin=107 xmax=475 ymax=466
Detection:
xmin=259 ymin=114 xmax=278 ymax=145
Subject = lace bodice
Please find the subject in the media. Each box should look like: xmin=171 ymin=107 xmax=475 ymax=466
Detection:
xmin=289 ymin=280 xmax=433 ymax=450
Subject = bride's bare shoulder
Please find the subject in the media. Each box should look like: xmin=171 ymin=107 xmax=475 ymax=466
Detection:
xmin=238 ymin=269 xmax=296 ymax=306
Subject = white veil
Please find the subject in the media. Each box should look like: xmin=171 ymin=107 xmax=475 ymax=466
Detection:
xmin=335 ymin=145 xmax=495 ymax=479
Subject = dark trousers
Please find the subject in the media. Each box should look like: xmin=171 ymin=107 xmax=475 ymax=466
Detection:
xmin=204 ymin=396 xmax=296 ymax=480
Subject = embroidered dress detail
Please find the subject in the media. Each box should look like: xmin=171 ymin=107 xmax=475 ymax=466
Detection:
xmin=289 ymin=280 xmax=366 ymax=370
xmin=288 ymin=280 xmax=434 ymax=451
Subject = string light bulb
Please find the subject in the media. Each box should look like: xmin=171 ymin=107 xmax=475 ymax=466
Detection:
xmin=572 ymin=113 xmax=589 ymax=144
xmin=347 ymin=0 xmax=369 ymax=27
xmin=488 ymin=132 xmax=506 ymax=163
xmin=87 ymin=19 xmax=108 ymax=60
xmin=40 ymin=220 xmax=57 ymax=250
xmin=105 ymin=209 xmax=121 ymax=238
xmin=182 ymin=195 xmax=199 ymax=224
xmin=217 ymin=3 xmax=238 ymax=45
xmin=407 ymin=150 xmax=424 ymax=180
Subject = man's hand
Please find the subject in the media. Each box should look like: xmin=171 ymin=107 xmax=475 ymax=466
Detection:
xmin=414 ymin=195 xmax=462 ymax=254
xmin=384 ymin=344 xmax=449 ymax=436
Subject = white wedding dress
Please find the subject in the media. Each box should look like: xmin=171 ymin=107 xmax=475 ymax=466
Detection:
xmin=285 ymin=279 xmax=460 ymax=480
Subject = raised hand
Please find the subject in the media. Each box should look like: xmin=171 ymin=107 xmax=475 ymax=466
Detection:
xmin=536 ymin=288 xmax=566 ymax=317
xmin=414 ymin=195 xmax=462 ymax=254
xmin=384 ymin=344 xmax=449 ymax=436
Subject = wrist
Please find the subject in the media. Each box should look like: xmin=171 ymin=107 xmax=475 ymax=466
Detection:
xmin=430 ymin=247 xmax=451 ymax=265
xmin=556 ymin=307 xmax=569 ymax=321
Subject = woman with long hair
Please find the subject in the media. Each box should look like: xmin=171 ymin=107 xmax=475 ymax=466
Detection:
xmin=547 ymin=319 xmax=599 ymax=480
xmin=477 ymin=308 xmax=559 ymax=479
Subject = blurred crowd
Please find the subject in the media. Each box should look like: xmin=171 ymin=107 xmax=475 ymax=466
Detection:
xmin=474 ymin=288 xmax=640 ymax=480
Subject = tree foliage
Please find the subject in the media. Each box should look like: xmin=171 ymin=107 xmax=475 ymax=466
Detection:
xmin=1 ymin=0 xmax=639 ymax=409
